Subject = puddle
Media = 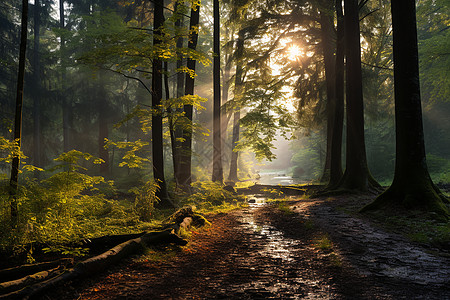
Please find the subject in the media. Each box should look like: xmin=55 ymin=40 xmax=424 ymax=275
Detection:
xmin=227 ymin=202 xmax=335 ymax=299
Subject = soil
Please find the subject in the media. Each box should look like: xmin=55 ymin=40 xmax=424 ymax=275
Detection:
xmin=35 ymin=193 xmax=450 ymax=300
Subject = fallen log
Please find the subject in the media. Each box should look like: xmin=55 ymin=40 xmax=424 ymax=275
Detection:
xmin=0 ymin=266 xmax=62 ymax=295
xmin=75 ymin=229 xmax=185 ymax=275
xmin=81 ymin=232 xmax=146 ymax=253
xmin=0 ymin=258 xmax=72 ymax=282
xmin=0 ymin=229 xmax=187 ymax=299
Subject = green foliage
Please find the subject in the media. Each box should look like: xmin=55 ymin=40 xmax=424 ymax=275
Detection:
xmin=189 ymin=181 xmax=236 ymax=205
xmin=0 ymin=137 xmax=43 ymax=173
xmin=105 ymin=139 xmax=150 ymax=169
xmin=289 ymin=134 xmax=322 ymax=181
xmin=130 ymin=180 xmax=160 ymax=221
xmin=314 ymin=234 xmax=333 ymax=251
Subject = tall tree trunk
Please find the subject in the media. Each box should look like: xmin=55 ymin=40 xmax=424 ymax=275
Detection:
xmin=363 ymin=0 xmax=448 ymax=217
xmin=60 ymin=0 xmax=70 ymax=153
xmin=33 ymin=0 xmax=42 ymax=171
xmin=172 ymin=0 xmax=184 ymax=187
xmin=319 ymin=3 xmax=336 ymax=183
xmin=179 ymin=3 xmax=200 ymax=189
xmin=98 ymin=77 xmax=109 ymax=176
xmin=227 ymin=28 xmax=245 ymax=183
xmin=212 ymin=0 xmax=223 ymax=183
xmin=327 ymin=0 xmax=345 ymax=188
xmin=221 ymin=26 xmax=232 ymax=170
xmin=228 ymin=110 xmax=240 ymax=182
xmin=152 ymin=0 xmax=172 ymax=207
xmin=10 ymin=0 xmax=29 ymax=224
xmin=338 ymin=0 xmax=378 ymax=191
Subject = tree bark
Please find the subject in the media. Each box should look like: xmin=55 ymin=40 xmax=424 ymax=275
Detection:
xmin=327 ymin=0 xmax=345 ymax=188
xmin=33 ymin=0 xmax=42 ymax=171
xmin=338 ymin=0 xmax=379 ymax=191
xmin=172 ymin=0 xmax=184 ymax=187
xmin=212 ymin=0 xmax=223 ymax=183
xmin=60 ymin=0 xmax=71 ymax=153
xmin=97 ymin=77 xmax=109 ymax=176
xmin=319 ymin=3 xmax=336 ymax=184
xmin=9 ymin=0 xmax=29 ymax=224
xmin=152 ymin=0 xmax=171 ymax=207
xmin=362 ymin=0 xmax=448 ymax=217
xmin=179 ymin=3 xmax=200 ymax=189
xmin=227 ymin=28 xmax=245 ymax=183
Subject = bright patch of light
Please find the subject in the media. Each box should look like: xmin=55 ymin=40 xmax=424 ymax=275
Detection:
xmin=287 ymin=45 xmax=303 ymax=61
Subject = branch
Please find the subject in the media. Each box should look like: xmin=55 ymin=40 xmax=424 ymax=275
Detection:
xmin=361 ymin=61 xmax=393 ymax=71
xmin=146 ymin=0 xmax=192 ymax=19
xmin=103 ymin=67 xmax=153 ymax=95
xmin=360 ymin=9 xmax=380 ymax=22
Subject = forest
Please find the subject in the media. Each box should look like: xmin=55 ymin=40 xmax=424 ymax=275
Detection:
xmin=0 ymin=0 xmax=449 ymax=298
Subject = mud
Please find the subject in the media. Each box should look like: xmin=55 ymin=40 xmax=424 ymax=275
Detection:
xmin=39 ymin=196 xmax=450 ymax=300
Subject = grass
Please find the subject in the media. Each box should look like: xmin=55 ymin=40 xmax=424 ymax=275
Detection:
xmin=314 ymin=234 xmax=333 ymax=251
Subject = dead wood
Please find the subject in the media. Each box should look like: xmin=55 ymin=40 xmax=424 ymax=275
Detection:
xmin=0 ymin=229 xmax=187 ymax=299
xmin=0 ymin=258 xmax=72 ymax=282
xmin=0 ymin=266 xmax=62 ymax=295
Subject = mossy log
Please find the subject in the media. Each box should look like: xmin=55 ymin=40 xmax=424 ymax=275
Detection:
xmin=0 ymin=267 xmax=62 ymax=295
xmin=0 ymin=229 xmax=187 ymax=299
xmin=0 ymin=258 xmax=72 ymax=282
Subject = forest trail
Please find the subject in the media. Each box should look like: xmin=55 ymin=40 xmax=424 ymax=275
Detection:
xmin=41 ymin=197 xmax=449 ymax=300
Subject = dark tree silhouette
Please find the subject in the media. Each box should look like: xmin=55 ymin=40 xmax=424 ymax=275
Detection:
xmin=327 ymin=0 xmax=344 ymax=188
xmin=212 ymin=0 xmax=223 ymax=182
xmin=33 ymin=0 xmax=42 ymax=170
xmin=152 ymin=0 xmax=171 ymax=207
xmin=179 ymin=2 xmax=200 ymax=189
xmin=10 ymin=0 xmax=29 ymax=223
xmin=338 ymin=0 xmax=379 ymax=191
xmin=318 ymin=1 xmax=336 ymax=184
xmin=363 ymin=0 xmax=448 ymax=217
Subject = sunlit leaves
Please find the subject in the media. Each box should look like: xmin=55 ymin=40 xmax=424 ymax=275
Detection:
xmin=105 ymin=139 xmax=150 ymax=169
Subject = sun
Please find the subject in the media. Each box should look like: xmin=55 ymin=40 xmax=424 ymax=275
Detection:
xmin=287 ymin=44 xmax=303 ymax=61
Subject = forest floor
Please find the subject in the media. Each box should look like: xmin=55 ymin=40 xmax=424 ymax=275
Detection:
xmin=38 ymin=192 xmax=450 ymax=299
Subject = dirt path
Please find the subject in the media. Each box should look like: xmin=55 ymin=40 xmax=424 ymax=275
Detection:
xmin=40 ymin=198 xmax=449 ymax=299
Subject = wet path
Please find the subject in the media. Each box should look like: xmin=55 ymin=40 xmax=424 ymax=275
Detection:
xmin=294 ymin=197 xmax=450 ymax=296
xmin=42 ymin=197 xmax=450 ymax=299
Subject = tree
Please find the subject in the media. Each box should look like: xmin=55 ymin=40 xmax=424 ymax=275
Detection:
xmin=337 ymin=0 xmax=379 ymax=191
xmin=227 ymin=28 xmax=245 ymax=183
xmin=212 ymin=0 xmax=223 ymax=182
xmin=152 ymin=0 xmax=172 ymax=207
xmin=318 ymin=1 xmax=336 ymax=183
xmin=178 ymin=1 xmax=201 ymax=189
xmin=327 ymin=0 xmax=344 ymax=188
xmin=10 ymin=0 xmax=29 ymax=224
xmin=362 ymin=0 xmax=448 ymax=218
xmin=32 ymin=0 xmax=42 ymax=171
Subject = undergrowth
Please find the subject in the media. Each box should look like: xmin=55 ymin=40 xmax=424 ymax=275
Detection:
xmin=0 ymin=152 xmax=245 ymax=262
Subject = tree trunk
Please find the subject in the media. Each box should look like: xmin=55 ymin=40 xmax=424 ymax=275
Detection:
xmin=152 ymin=0 xmax=172 ymax=207
xmin=221 ymin=32 xmax=232 ymax=170
xmin=228 ymin=110 xmax=240 ymax=182
xmin=172 ymin=1 xmax=184 ymax=187
xmin=363 ymin=0 xmax=448 ymax=217
xmin=60 ymin=0 xmax=71 ymax=153
xmin=179 ymin=3 xmax=200 ymax=189
xmin=212 ymin=0 xmax=223 ymax=183
xmin=10 ymin=0 xmax=29 ymax=224
xmin=327 ymin=0 xmax=345 ymax=188
xmin=227 ymin=28 xmax=245 ymax=183
xmin=319 ymin=3 xmax=336 ymax=184
xmin=98 ymin=77 xmax=109 ymax=176
xmin=338 ymin=0 xmax=378 ymax=191
xmin=33 ymin=0 xmax=42 ymax=171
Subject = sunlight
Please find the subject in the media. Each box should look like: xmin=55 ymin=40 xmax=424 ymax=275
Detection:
xmin=287 ymin=44 xmax=303 ymax=61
